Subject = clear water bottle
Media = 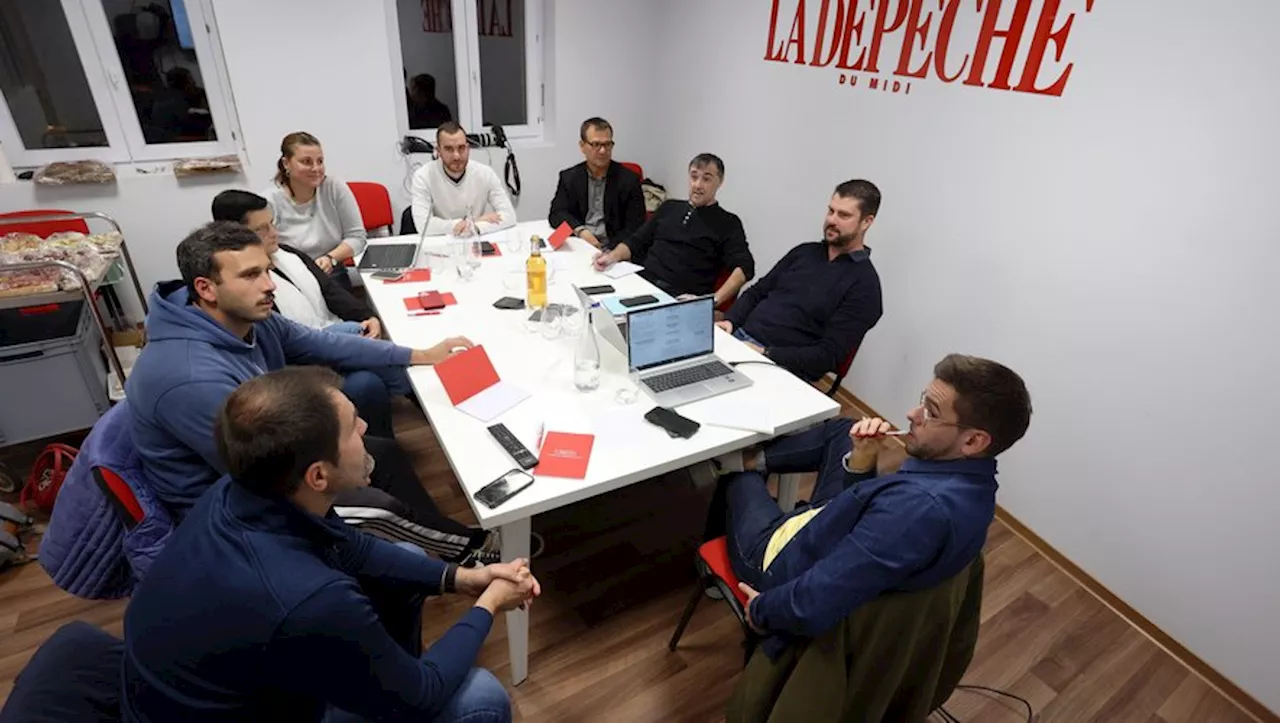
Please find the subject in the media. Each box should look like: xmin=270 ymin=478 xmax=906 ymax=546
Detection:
xmin=574 ymin=308 xmax=601 ymax=392
xmin=462 ymin=215 xmax=482 ymax=270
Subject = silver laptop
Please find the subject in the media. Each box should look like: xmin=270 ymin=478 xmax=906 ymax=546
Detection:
xmin=626 ymin=296 xmax=752 ymax=406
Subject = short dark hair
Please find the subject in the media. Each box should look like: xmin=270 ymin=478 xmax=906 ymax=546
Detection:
xmin=215 ymin=367 xmax=345 ymax=498
xmin=580 ymin=117 xmax=612 ymax=141
xmin=211 ymin=190 xmax=268 ymax=225
xmin=410 ymin=73 xmax=437 ymax=97
xmin=176 ymin=221 xmax=264 ymax=297
xmin=436 ymin=120 xmax=466 ymax=142
xmin=834 ymin=179 xmax=881 ymax=217
xmin=934 ymin=354 xmax=1032 ymax=457
xmin=689 ymin=153 xmax=724 ymax=178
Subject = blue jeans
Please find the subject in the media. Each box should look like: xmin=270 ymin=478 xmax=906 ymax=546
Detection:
xmin=718 ymin=418 xmax=858 ymax=589
xmin=732 ymin=327 xmax=766 ymax=347
xmin=323 ymin=668 xmax=511 ymax=723
xmin=326 ymin=321 xmax=365 ymax=335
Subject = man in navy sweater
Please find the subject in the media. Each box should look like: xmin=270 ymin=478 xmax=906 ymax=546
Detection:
xmin=710 ymin=354 xmax=1031 ymax=656
xmin=717 ymin=180 xmax=883 ymax=382
xmin=122 ymin=367 xmax=537 ymax=722
xmin=126 ymin=221 xmax=492 ymax=563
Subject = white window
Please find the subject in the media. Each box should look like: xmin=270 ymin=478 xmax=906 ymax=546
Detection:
xmin=387 ymin=0 xmax=544 ymax=140
xmin=0 ymin=0 xmax=242 ymax=168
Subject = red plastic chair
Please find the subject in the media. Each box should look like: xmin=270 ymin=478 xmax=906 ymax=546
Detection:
xmin=619 ymin=162 xmax=644 ymax=180
xmin=826 ymin=346 xmax=858 ymax=397
xmin=0 ymin=209 xmax=91 ymax=237
xmin=669 ymin=537 xmax=759 ymax=665
xmin=347 ymin=181 xmax=395 ymax=234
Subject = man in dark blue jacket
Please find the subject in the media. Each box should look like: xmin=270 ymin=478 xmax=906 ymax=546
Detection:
xmin=717 ymin=179 xmax=883 ymax=382
xmin=126 ymin=221 xmax=492 ymax=563
xmin=710 ymin=354 xmax=1031 ymax=655
xmin=122 ymin=367 xmax=538 ymax=722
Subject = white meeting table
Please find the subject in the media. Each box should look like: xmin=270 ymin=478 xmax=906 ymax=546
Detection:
xmin=360 ymin=220 xmax=840 ymax=685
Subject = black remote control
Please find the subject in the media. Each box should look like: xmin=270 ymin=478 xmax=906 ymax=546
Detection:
xmin=488 ymin=423 xmax=538 ymax=469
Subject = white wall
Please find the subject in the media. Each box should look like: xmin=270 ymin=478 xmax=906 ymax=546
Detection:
xmin=654 ymin=0 xmax=1280 ymax=711
xmin=0 ymin=0 xmax=660 ymax=310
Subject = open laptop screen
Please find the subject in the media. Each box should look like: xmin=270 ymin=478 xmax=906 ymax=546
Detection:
xmin=627 ymin=296 xmax=714 ymax=372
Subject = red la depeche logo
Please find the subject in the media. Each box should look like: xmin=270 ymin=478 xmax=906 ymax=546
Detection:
xmin=763 ymin=0 xmax=1097 ymax=98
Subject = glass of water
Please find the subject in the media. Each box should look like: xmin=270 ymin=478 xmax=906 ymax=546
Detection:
xmin=540 ymin=304 xmax=562 ymax=340
xmin=453 ymin=239 xmax=475 ymax=282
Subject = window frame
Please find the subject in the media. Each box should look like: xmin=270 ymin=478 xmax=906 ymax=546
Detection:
xmin=0 ymin=0 xmax=244 ymax=169
xmin=386 ymin=0 xmax=544 ymax=144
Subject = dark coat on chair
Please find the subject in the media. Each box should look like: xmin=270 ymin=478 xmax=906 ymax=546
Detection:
xmin=727 ymin=555 xmax=985 ymax=723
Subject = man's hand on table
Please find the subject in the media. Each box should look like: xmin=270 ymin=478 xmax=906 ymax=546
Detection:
xmin=409 ymin=336 xmax=475 ymax=365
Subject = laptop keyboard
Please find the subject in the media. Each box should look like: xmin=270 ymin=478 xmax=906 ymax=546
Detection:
xmin=645 ymin=360 xmax=734 ymax=393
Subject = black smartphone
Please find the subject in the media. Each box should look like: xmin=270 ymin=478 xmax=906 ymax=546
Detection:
xmin=620 ymin=294 xmax=659 ymax=308
xmin=480 ymin=241 xmax=497 ymax=256
xmin=371 ymin=270 xmax=402 ymax=280
xmin=474 ymin=469 xmax=535 ymax=509
xmin=644 ymin=406 xmax=701 ymax=439
xmin=493 ymin=296 xmax=524 ymax=310
xmin=579 ymin=284 xmax=615 ymax=295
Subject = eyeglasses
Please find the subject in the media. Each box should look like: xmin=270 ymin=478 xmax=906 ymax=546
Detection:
xmin=584 ymin=141 xmax=615 ymax=151
xmin=917 ymin=392 xmax=964 ymax=428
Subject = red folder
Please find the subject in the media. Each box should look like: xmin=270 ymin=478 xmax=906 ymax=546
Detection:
xmin=533 ymin=432 xmax=594 ymax=479
xmin=548 ymin=221 xmax=573 ymax=250
xmin=403 ymin=291 xmax=457 ymax=311
xmin=433 ymin=346 xmax=500 ymax=405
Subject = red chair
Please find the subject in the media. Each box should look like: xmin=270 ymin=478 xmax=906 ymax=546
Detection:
xmin=825 ymin=347 xmax=858 ymax=397
xmin=668 ymin=537 xmax=760 ymax=665
xmin=619 ymin=162 xmax=644 ymax=180
xmin=0 ymin=209 xmax=91 ymax=237
xmin=347 ymin=181 xmax=395 ymax=235
xmin=714 ymin=268 xmax=738 ymax=313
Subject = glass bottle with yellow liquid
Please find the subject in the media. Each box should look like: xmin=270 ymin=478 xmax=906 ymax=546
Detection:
xmin=526 ymin=235 xmax=547 ymax=309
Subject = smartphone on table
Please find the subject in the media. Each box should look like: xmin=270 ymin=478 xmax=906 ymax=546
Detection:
xmin=474 ymin=469 xmax=536 ymax=509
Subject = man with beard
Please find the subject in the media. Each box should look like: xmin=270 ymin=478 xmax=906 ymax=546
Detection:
xmin=122 ymin=367 xmax=536 ymax=722
xmin=716 ymin=179 xmax=883 ymax=382
xmin=126 ymin=222 xmax=497 ymax=565
xmin=410 ymin=121 xmax=516 ymax=236
xmin=706 ymin=355 xmax=1031 ymax=656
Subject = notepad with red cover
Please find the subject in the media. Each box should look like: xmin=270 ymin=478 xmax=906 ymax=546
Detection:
xmin=547 ymin=221 xmax=573 ymax=250
xmin=403 ymin=291 xmax=457 ymax=311
xmin=432 ymin=345 xmax=529 ymax=422
xmin=534 ymin=432 xmax=594 ymax=479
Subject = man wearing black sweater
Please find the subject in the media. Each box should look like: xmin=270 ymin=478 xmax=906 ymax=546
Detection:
xmin=548 ymin=117 xmax=646 ymax=249
xmin=123 ymin=367 xmax=537 ymax=722
xmin=718 ymin=180 xmax=883 ymax=382
xmin=593 ymin=153 xmax=754 ymax=306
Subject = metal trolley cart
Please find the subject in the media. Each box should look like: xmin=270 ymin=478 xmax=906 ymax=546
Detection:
xmin=0 ymin=211 xmax=149 ymax=469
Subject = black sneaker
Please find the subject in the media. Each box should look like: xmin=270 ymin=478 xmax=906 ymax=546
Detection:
xmin=464 ymin=530 xmax=545 ymax=567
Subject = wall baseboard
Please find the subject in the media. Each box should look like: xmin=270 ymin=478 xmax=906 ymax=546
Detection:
xmin=831 ymin=385 xmax=1278 ymax=723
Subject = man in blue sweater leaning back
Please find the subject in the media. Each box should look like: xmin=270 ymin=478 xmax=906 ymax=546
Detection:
xmin=123 ymin=367 xmax=536 ymax=722
xmin=709 ymin=354 xmax=1031 ymax=654
xmin=126 ymin=221 xmax=494 ymax=563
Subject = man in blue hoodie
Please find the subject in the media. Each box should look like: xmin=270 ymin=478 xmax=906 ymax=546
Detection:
xmin=122 ymin=367 xmax=537 ymax=722
xmin=709 ymin=354 xmax=1031 ymax=656
xmin=126 ymin=221 xmax=491 ymax=562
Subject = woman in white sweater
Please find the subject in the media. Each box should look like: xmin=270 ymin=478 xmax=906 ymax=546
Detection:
xmin=264 ymin=131 xmax=367 ymax=289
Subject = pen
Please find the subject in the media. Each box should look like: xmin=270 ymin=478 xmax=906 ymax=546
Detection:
xmin=411 ymin=311 xmax=441 ymax=317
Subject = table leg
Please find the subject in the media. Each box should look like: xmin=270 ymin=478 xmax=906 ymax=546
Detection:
xmin=499 ymin=516 xmax=531 ymax=685
xmin=777 ymin=473 xmax=800 ymax=512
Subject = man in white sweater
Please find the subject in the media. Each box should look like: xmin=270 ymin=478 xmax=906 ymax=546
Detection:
xmin=410 ymin=122 xmax=517 ymax=236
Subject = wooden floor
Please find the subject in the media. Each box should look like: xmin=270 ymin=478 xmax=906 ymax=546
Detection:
xmin=0 ymin=399 xmax=1260 ymax=722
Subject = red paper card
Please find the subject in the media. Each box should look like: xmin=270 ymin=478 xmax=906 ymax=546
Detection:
xmin=433 ymin=346 xmax=499 ymax=405
xmin=403 ymin=292 xmax=457 ymax=311
xmin=548 ymin=221 xmax=573 ymax=250
xmin=534 ymin=432 xmax=594 ymax=479
xmin=385 ymin=268 xmax=432 ymax=283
